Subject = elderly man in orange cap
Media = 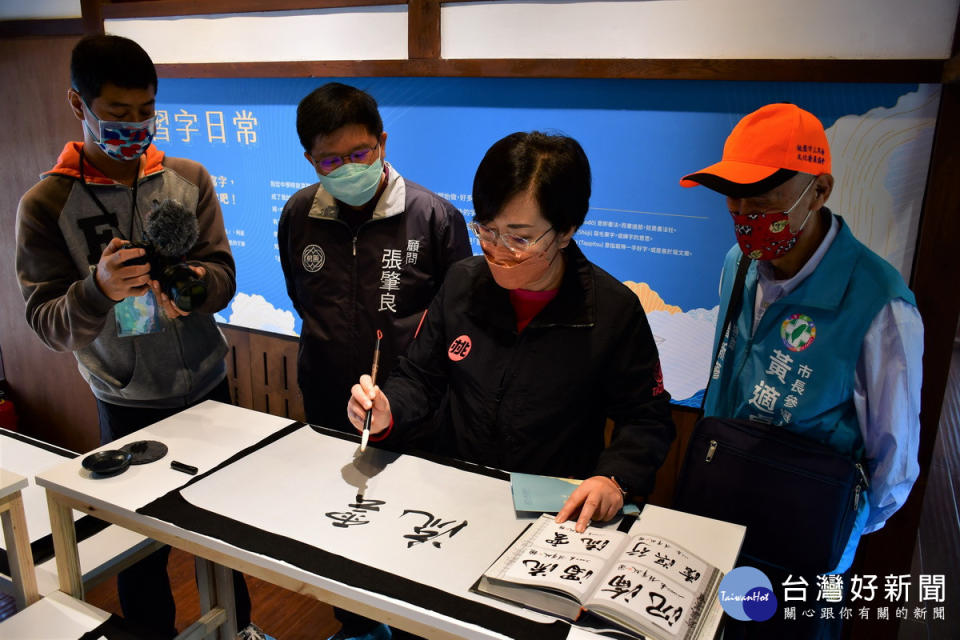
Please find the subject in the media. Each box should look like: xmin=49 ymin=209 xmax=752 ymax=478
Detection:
xmin=680 ymin=103 xmax=923 ymax=638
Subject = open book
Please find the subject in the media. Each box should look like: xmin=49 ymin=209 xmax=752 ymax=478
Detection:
xmin=476 ymin=514 xmax=723 ymax=640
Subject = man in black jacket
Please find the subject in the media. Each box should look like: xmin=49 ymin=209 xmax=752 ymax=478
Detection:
xmin=279 ymin=82 xmax=471 ymax=640
xmin=279 ymin=83 xmax=471 ymax=435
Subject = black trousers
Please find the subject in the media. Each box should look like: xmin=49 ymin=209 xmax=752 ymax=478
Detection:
xmin=96 ymin=377 xmax=252 ymax=638
xmin=333 ymin=608 xmax=424 ymax=639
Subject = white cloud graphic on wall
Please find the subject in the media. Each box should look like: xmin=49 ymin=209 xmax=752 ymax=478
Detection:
xmin=226 ymin=293 xmax=297 ymax=336
xmin=646 ymin=306 xmax=719 ymax=404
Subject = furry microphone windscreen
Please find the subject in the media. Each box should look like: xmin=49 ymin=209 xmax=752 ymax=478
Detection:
xmin=145 ymin=199 xmax=199 ymax=257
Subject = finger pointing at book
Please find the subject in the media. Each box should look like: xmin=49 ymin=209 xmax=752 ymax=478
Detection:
xmin=555 ymin=475 xmax=624 ymax=532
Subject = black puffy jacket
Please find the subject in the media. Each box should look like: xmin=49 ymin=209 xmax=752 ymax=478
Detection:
xmin=382 ymin=241 xmax=676 ymax=496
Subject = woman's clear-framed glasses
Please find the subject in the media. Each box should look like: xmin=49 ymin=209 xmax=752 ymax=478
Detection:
xmin=469 ymin=221 xmax=555 ymax=254
xmin=313 ymin=142 xmax=380 ymax=175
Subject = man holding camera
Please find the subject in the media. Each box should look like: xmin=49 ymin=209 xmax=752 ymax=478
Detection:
xmin=15 ymin=35 xmax=267 ymax=639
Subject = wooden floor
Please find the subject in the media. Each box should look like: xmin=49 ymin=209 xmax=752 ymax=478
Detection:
xmin=83 ymin=547 xmax=342 ymax=639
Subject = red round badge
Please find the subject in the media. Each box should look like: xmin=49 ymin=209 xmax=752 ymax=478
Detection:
xmin=448 ymin=335 xmax=472 ymax=361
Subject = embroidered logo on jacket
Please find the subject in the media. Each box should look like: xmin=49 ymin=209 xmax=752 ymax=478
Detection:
xmin=302 ymin=244 xmax=325 ymax=272
xmin=448 ymin=335 xmax=472 ymax=361
xmin=780 ymin=313 xmax=816 ymax=352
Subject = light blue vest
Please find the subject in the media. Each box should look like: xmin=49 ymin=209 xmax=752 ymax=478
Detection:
xmin=704 ymin=214 xmax=915 ymax=572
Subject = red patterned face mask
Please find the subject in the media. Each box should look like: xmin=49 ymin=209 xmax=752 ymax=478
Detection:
xmin=81 ymin=97 xmax=155 ymax=162
xmin=730 ymin=178 xmax=816 ymax=260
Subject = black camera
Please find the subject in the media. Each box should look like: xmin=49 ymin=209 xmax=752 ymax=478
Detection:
xmin=123 ymin=243 xmax=207 ymax=312
xmin=122 ymin=199 xmax=207 ymax=312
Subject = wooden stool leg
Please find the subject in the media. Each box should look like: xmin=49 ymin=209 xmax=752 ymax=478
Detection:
xmin=0 ymin=492 xmax=40 ymax=609
xmin=195 ymin=557 xmax=238 ymax=640
xmin=196 ymin=557 xmax=217 ymax=640
xmin=45 ymin=488 xmax=83 ymax=599
xmin=213 ymin=563 xmax=238 ymax=639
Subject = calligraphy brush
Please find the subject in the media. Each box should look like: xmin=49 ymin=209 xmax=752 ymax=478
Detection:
xmin=360 ymin=329 xmax=383 ymax=453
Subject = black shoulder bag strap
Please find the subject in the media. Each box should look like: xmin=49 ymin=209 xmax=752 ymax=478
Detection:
xmin=701 ymin=255 xmax=751 ymax=413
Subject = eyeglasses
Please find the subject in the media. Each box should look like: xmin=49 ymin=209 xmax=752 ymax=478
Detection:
xmin=313 ymin=142 xmax=380 ymax=175
xmin=730 ymin=176 xmax=818 ymax=218
xmin=469 ymin=221 xmax=555 ymax=254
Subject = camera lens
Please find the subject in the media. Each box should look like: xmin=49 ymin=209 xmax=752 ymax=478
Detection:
xmin=161 ymin=264 xmax=207 ymax=312
xmin=171 ymin=281 xmax=207 ymax=312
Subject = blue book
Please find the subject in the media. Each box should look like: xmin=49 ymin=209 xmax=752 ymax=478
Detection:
xmin=510 ymin=472 xmax=640 ymax=515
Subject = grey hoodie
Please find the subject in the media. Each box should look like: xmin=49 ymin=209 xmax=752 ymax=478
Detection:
xmin=16 ymin=142 xmax=235 ymax=408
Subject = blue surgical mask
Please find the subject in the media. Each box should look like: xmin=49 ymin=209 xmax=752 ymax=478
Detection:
xmin=82 ymin=97 xmax=155 ymax=162
xmin=316 ymin=157 xmax=384 ymax=207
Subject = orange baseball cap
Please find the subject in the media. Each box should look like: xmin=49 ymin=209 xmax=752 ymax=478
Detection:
xmin=680 ymin=103 xmax=831 ymax=197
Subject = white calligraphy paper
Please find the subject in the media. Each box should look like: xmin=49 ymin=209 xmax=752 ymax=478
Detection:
xmin=180 ymin=427 xmax=532 ymax=599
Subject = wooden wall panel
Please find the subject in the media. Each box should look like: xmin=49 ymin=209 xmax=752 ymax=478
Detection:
xmin=852 ymin=81 xmax=960 ymax=633
xmin=221 ymin=327 xmax=305 ymax=422
xmin=0 ymin=20 xmax=84 ymax=38
xmin=0 ymin=35 xmax=97 ymax=454
xmin=100 ymin=0 xmax=405 ymax=19
xmin=249 ymin=331 xmax=304 ymax=421
xmin=154 ymin=58 xmax=945 ymax=83
xmin=80 ymin=0 xmax=103 ymax=35
xmin=221 ymin=325 xmax=253 ymax=412
xmin=408 ymin=0 xmax=440 ymax=60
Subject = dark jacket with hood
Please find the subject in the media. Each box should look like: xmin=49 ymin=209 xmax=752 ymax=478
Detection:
xmin=16 ymin=142 xmax=235 ymax=409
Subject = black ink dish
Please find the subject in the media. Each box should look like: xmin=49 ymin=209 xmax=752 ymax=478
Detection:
xmin=81 ymin=449 xmax=133 ymax=477
xmin=120 ymin=439 xmax=168 ymax=464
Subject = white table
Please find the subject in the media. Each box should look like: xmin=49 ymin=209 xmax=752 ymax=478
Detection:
xmin=0 ymin=587 xmax=226 ymax=640
xmin=0 ymin=428 xmax=160 ymax=602
xmin=36 ymin=401 xmax=744 ymax=639
xmin=0 ymin=589 xmax=110 ymax=639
